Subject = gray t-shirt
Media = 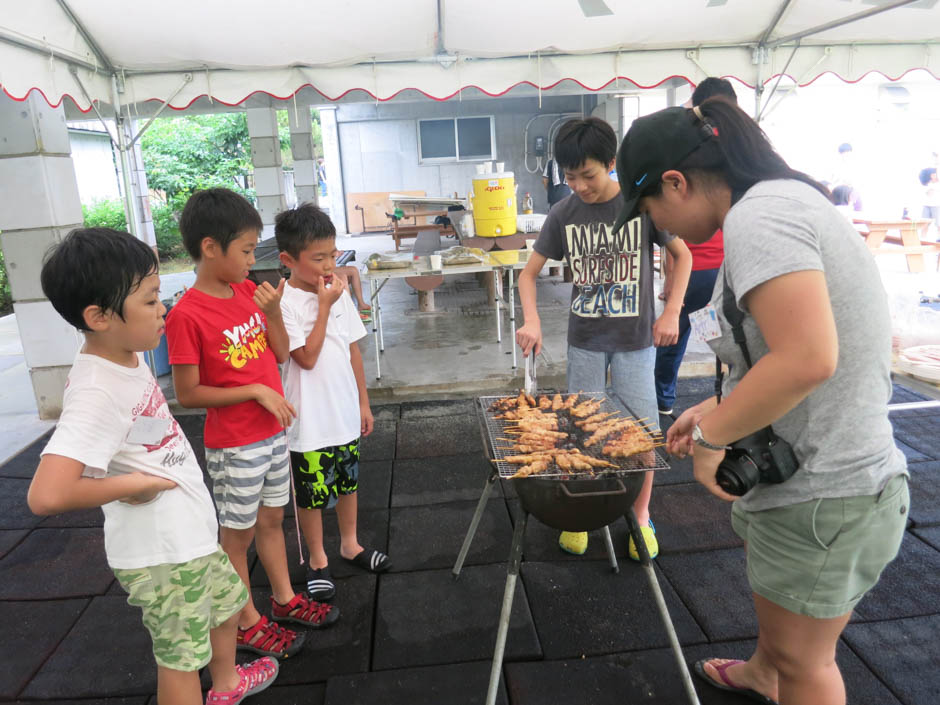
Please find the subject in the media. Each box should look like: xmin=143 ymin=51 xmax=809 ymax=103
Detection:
xmin=710 ymin=179 xmax=907 ymax=511
xmin=534 ymin=193 xmax=673 ymax=352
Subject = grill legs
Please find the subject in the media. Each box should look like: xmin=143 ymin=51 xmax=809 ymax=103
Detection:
xmin=453 ymin=469 xmax=499 ymax=579
xmin=625 ymin=510 xmax=702 ymax=705
xmin=601 ymin=524 xmax=619 ymax=574
xmin=486 ymin=509 xmax=528 ymax=705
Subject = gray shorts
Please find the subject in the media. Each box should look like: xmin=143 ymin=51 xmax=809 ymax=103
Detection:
xmin=732 ymin=474 xmax=909 ymax=618
xmin=206 ymin=431 xmax=290 ymax=530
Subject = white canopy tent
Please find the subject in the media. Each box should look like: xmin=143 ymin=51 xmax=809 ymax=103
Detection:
xmin=1 ymin=0 xmax=939 ymax=118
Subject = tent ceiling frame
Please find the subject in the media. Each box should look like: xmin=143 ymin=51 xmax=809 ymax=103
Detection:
xmin=55 ymin=0 xmax=115 ymax=74
xmin=766 ymin=0 xmax=922 ymax=49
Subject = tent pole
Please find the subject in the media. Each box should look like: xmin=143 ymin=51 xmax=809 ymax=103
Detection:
xmin=126 ymin=74 xmax=193 ymax=150
xmin=753 ymin=46 xmax=764 ymax=122
xmin=111 ymin=74 xmax=140 ymax=241
xmin=68 ymin=66 xmax=118 ymax=149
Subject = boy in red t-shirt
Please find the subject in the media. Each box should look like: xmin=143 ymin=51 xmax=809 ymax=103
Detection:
xmin=166 ymin=188 xmax=339 ymax=660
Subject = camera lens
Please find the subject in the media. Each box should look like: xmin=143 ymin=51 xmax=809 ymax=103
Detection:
xmin=716 ymin=455 xmax=761 ymax=496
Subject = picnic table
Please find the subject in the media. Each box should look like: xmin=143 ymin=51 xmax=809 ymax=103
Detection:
xmin=854 ymin=218 xmax=939 ymax=272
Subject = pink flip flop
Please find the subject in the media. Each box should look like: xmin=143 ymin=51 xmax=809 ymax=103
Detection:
xmin=692 ymin=659 xmax=779 ymax=705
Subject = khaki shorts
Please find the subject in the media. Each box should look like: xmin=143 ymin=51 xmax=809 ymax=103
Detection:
xmin=731 ymin=474 xmax=909 ymax=619
xmin=114 ymin=548 xmax=248 ymax=671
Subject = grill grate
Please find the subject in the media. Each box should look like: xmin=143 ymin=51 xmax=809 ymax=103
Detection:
xmin=478 ymin=393 xmax=671 ymax=479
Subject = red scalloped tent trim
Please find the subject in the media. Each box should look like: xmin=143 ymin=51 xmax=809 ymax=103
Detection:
xmin=4 ymin=67 xmax=937 ymax=113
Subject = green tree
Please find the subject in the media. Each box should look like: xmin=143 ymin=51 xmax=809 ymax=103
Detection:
xmin=141 ymin=112 xmax=254 ymax=207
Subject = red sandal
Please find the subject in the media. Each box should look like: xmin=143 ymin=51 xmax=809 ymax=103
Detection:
xmin=205 ymin=656 xmax=279 ymax=704
xmin=270 ymin=592 xmax=340 ymax=629
xmin=236 ymin=615 xmax=305 ymax=659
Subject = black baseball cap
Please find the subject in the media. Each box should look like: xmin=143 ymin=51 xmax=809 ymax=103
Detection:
xmin=612 ymin=106 xmax=716 ymax=234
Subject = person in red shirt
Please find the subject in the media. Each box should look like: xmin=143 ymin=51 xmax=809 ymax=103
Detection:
xmin=655 ymin=78 xmax=736 ymax=415
xmin=167 ymin=188 xmax=339 ymax=662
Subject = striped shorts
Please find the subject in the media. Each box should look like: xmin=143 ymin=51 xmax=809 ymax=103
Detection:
xmin=206 ymin=431 xmax=290 ymax=530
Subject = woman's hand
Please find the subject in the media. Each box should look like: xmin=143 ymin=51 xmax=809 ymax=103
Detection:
xmin=665 ymin=397 xmax=717 ymax=458
xmin=692 ymin=445 xmax=737 ymax=502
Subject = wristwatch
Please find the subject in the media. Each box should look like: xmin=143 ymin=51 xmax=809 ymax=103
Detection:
xmin=692 ymin=423 xmax=730 ymax=451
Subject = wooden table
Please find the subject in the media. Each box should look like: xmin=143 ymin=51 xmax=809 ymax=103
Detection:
xmin=363 ymin=250 xmax=561 ymax=379
xmin=855 ymin=219 xmax=939 ymax=272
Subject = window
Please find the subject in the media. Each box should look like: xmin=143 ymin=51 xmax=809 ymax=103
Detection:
xmin=418 ymin=116 xmax=495 ymax=162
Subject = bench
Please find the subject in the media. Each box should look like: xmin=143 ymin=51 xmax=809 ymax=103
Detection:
xmin=392 ymin=209 xmax=456 ymax=250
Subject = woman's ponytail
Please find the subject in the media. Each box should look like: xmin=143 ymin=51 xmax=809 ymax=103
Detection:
xmin=683 ymin=97 xmax=830 ymax=200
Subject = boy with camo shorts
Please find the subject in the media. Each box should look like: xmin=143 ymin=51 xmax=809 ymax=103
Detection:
xmin=28 ymin=228 xmax=277 ymax=704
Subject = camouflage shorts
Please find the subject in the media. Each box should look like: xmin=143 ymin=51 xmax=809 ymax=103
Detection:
xmin=290 ymin=439 xmax=360 ymax=510
xmin=113 ymin=548 xmax=248 ymax=671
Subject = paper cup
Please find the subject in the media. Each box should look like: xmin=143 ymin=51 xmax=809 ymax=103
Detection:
xmin=496 ymin=162 xmax=505 ymax=172
xmin=429 ymin=254 xmax=443 ymax=269
xmin=526 ymin=238 xmax=536 ymax=250
xmin=475 ymin=163 xmax=486 ymax=175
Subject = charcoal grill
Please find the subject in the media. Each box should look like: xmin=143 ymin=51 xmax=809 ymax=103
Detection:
xmin=453 ymin=392 xmax=701 ymax=705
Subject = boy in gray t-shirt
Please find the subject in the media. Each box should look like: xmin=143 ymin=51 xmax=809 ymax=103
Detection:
xmin=516 ymin=117 xmax=692 ymax=559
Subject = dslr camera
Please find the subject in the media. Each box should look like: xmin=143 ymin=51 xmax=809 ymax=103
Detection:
xmin=715 ymin=428 xmax=799 ymax=496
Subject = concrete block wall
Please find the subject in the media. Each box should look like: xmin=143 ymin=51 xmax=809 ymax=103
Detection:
xmin=288 ymin=106 xmax=319 ymax=206
xmin=247 ymin=107 xmax=287 ymax=238
xmin=0 ymin=93 xmax=84 ymax=418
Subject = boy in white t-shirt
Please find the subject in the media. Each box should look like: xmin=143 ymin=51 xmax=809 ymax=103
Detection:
xmin=28 ymin=228 xmax=278 ymax=705
xmin=274 ymin=204 xmax=391 ymax=602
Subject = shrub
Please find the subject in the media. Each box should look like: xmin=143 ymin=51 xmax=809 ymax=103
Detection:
xmin=82 ymin=198 xmax=127 ymax=231
xmin=152 ymin=202 xmax=183 ymax=260
xmin=0 ymin=249 xmax=11 ymax=315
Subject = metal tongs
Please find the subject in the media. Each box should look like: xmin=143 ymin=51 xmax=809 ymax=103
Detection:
xmin=524 ymin=351 xmax=538 ymax=396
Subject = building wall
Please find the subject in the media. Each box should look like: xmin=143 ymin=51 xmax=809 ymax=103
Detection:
xmin=335 ymin=95 xmax=596 ymax=215
xmin=67 ymin=129 xmax=121 ymax=204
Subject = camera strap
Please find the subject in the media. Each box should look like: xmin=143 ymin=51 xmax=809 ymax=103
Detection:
xmin=717 ymin=269 xmax=787 ymax=443
xmin=715 ymin=267 xmax=753 ymax=404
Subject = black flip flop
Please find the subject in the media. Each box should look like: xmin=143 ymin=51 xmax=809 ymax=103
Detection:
xmin=306 ymin=565 xmax=336 ymax=601
xmin=344 ymin=548 xmax=392 ymax=573
xmin=692 ymin=659 xmax=778 ymax=705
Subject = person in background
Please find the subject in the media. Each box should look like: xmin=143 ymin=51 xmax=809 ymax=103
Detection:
xmin=618 ymin=99 xmax=907 ymax=705
xmin=317 ymin=158 xmax=327 ymax=199
xmin=831 ymin=143 xmax=863 ymax=211
xmin=918 ymin=167 xmax=940 ymax=233
xmin=654 ymin=77 xmax=736 ymax=417
xmin=337 ymin=264 xmax=372 ymax=323
xmin=517 ymin=117 xmax=692 ymax=559
xmin=542 ymin=156 xmax=573 ymax=210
